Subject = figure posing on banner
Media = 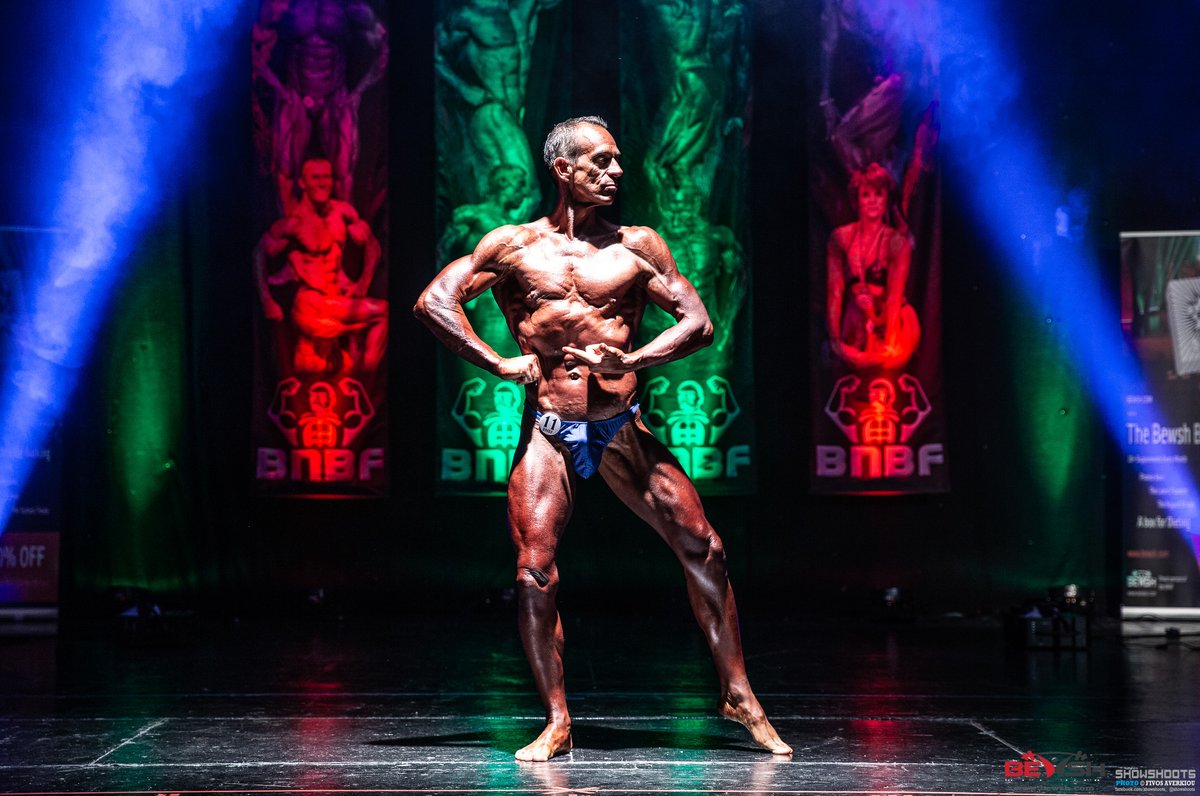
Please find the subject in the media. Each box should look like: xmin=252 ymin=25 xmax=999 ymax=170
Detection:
xmin=255 ymin=158 xmax=388 ymax=375
xmin=435 ymin=0 xmax=560 ymax=216
xmin=628 ymin=0 xmax=751 ymax=382
xmin=252 ymin=0 xmax=389 ymax=209
xmin=826 ymin=162 xmax=919 ymax=370
xmin=415 ymin=117 xmax=789 ymax=760
xmin=438 ymin=164 xmax=529 ymax=263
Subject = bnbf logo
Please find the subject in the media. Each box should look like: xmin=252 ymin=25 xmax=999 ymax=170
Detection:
xmin=642 ymin=375 xmax=740 ymax=447
xmin=817 ymin=373 xmax=944 ymax=479
xmin=642 ymin=375 xmax=750 ymax=480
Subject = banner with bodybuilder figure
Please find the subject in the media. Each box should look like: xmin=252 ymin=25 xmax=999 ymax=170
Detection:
xmin=619 ymin=0 xmax=756 ymax=495
xmin=250 ymin=0 xmax=390 ymax=496
xmin=808 ymin=0 xmax=948 ymax=493
xmin=432 ymin=0 xmax=568 ymax=494
xmin=433 ymin=0 xmax=755 ymax=495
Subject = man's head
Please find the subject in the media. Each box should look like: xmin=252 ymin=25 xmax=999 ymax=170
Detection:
xmin=493 ymin=381 xmax=520 ymax=412
xmin=868 ymin=378 xmax=895 ymax=408
xmin=543 ymin=116 xmax=623 ymax=206
xmin=488 ymin=164 xmax=526 ymax=210
xmin=308 ymin=381 xmax=335 ymax=412
xmin=299 ymin=158 xmax=335 ymax=205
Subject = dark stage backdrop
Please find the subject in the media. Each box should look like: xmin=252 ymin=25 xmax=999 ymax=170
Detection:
xmin=21 ymin=0 xmax=1195 ymax=614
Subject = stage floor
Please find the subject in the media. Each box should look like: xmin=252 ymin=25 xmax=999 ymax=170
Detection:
xmin=0 ymin=609 xmax=1197 ymax=795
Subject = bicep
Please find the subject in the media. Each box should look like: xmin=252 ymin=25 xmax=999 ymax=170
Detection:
xmin=423 ymin=255 xmax=504 ymax=307
xmin=642 ymin=249 xmax=707 ymax=323
xmin=628 ymin=230 xmax=704 ymax=321
xmin=260 ymin=221 xmax=293 ymax=257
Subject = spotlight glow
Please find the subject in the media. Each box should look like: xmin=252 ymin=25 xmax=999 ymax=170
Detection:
xmin=0 ymin=0 xmax=241 ymax=532
xmin=935 ymin=2 xmax=1199 ymax=544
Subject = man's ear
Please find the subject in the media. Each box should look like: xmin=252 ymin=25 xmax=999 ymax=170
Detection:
xmin=551 ymin=156 xmax=573 ymax=183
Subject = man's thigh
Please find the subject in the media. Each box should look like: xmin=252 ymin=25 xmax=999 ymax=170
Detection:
xmin=598 ymin=419 xmax=709 ymax=541
xmin=508 ymin=424 xmax=576 ymax=555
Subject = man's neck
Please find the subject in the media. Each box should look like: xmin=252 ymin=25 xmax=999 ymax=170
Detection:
xmin=547 ymin=198 xmax=604 ymax=240
xmin=304 ymin=196 xmax=332 ymax=217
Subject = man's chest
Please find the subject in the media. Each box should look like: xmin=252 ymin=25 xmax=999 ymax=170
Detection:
xmin=511 ymin=242 xmax=644 ymax=307
xmin=294 ymin=216 xmax=346 ymax=253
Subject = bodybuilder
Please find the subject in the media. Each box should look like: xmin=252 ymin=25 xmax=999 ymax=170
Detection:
xmin=415 ymin=117 xmax=790 ymax=761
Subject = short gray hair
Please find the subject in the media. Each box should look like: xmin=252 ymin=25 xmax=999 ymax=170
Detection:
xmin=542 ymin=116 xmax=608 ymax=168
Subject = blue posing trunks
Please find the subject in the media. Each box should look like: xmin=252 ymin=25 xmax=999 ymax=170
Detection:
xmin=532 ymin=402 xmax=640 ymax=479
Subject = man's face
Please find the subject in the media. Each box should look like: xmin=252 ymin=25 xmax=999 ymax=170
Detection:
xmin=563 ymin=125 xmax=623 ymax=206
xmin=300 ymin=161 xmax=335 ymax=204
xmin=491 ymin=167 xmax=525 ymax=209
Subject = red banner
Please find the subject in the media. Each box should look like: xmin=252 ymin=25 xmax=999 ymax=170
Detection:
xmin=808 ymin=0 xmax=947 ymax=494
xmin=249 ymin=0 xmax=389 ymax=496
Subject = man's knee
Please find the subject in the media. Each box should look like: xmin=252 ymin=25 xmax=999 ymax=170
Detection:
xmin=515 ymin=558 xmax=558 ymax=591
xmin=677 ymin=525 xmax=725 ymax=568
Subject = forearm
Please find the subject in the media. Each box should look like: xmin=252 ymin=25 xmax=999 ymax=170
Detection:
xmin=253 ymin=247 xmax=275 ymax=306
xmin=352 ymin=237 xmax=381 ymax=296
xmin=627 ymin=316 xmax=713 ymax=370
xmin=414 ymin=291 xmax=504 ymax=375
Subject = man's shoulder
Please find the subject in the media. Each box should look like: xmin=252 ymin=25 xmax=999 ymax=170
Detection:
xmin=481 ymin=222 xmax=544 ymax=246
xmin=618 ymin=225 xmax=672 ymax=266
xmin=475 ymin=222 xmax=545 ymax=264
xmin=330 ymin=199 xmax=362 ymax=220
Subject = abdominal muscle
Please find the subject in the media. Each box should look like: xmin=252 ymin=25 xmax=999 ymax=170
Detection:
xmin=530 ymin=365 xmax=638 ymax=422
xmin=513 ymin=303 xmax=640 ymax=422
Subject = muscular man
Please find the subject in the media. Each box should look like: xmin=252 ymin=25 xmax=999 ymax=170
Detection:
xmin=415 ymin=117 xmax=790 ymax=761
xmin=435 ymin=0 xmax=559 ymax=212
xmin=256 ymin=158 xmax=388 ymax=375
xmin=252 ymin=0 xmax=388 ymax=207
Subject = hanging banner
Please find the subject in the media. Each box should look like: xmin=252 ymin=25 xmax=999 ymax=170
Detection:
xmin=249 ymin=0 xmax=390 ymax=496
xmin=619 ymin=0 xmax=755 ymax=494
xmin=1119 ymin=231 xmax=1200 ymax=613
xmin=808 ymin=0 xmax=947 ymax=494
xmin=0 ymin=229 xmax=62 ymax=607
xmin=433 ymin=0 xmax=568 ymax=494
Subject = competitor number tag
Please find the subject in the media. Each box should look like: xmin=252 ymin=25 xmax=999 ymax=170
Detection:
xmin=537 ymin=412 xmax=562 ymax=436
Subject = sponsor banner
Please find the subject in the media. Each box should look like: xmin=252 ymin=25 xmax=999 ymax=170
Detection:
xmin=808 ymin=0 xmax=947 ymax=494
xmin=0 ymin=531 xmax=59 ymax=605
xmin=433 ymin=0 xmax=756 ymax=494
xmin=250 ymin=0 xmax=390 ymax=496
xmin=1119 ymin=232 xmax=1200 ymax=610
xmin=1 ymin=229 xmax=62 ymax=606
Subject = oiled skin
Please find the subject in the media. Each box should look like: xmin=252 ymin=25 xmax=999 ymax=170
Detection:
xmin=415 ymin=123 xmax=790 ymax=761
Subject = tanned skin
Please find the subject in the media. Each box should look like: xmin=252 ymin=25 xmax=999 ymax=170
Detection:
xmin=415 ymin=122 xmax=791 ymax=761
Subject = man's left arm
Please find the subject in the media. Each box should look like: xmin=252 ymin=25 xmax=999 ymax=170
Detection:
xmin=342 ymin=203 xmax=380 ymax=297
xmin=565 ymin=228 xmax=713 ymax=373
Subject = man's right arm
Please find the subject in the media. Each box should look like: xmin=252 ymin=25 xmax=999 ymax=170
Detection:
xmin=414 ymin=227 xmax=541 ymax=384
xmin=255 ymin=218 xmax=293 ymax=320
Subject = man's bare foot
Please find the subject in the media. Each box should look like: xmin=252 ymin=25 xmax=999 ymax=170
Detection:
xmin=720 ymin=695 xmax=792 ymax=755
xmin=515 ymin=721 xmax=573 ymax=762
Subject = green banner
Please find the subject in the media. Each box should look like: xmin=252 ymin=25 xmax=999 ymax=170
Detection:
xmin=433 ymin=0 xmax=566 ymax=493
xmin=433 ymin=0 xmax=754 ymax=494
xmin=620 ymin=0 xmax=755 ymax=493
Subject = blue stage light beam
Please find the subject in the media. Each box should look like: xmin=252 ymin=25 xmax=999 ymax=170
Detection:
xmin=932 ymin=1 xmax=1200 ymax=547
xmin=0 ymin=0 xmax=242 ymax=534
